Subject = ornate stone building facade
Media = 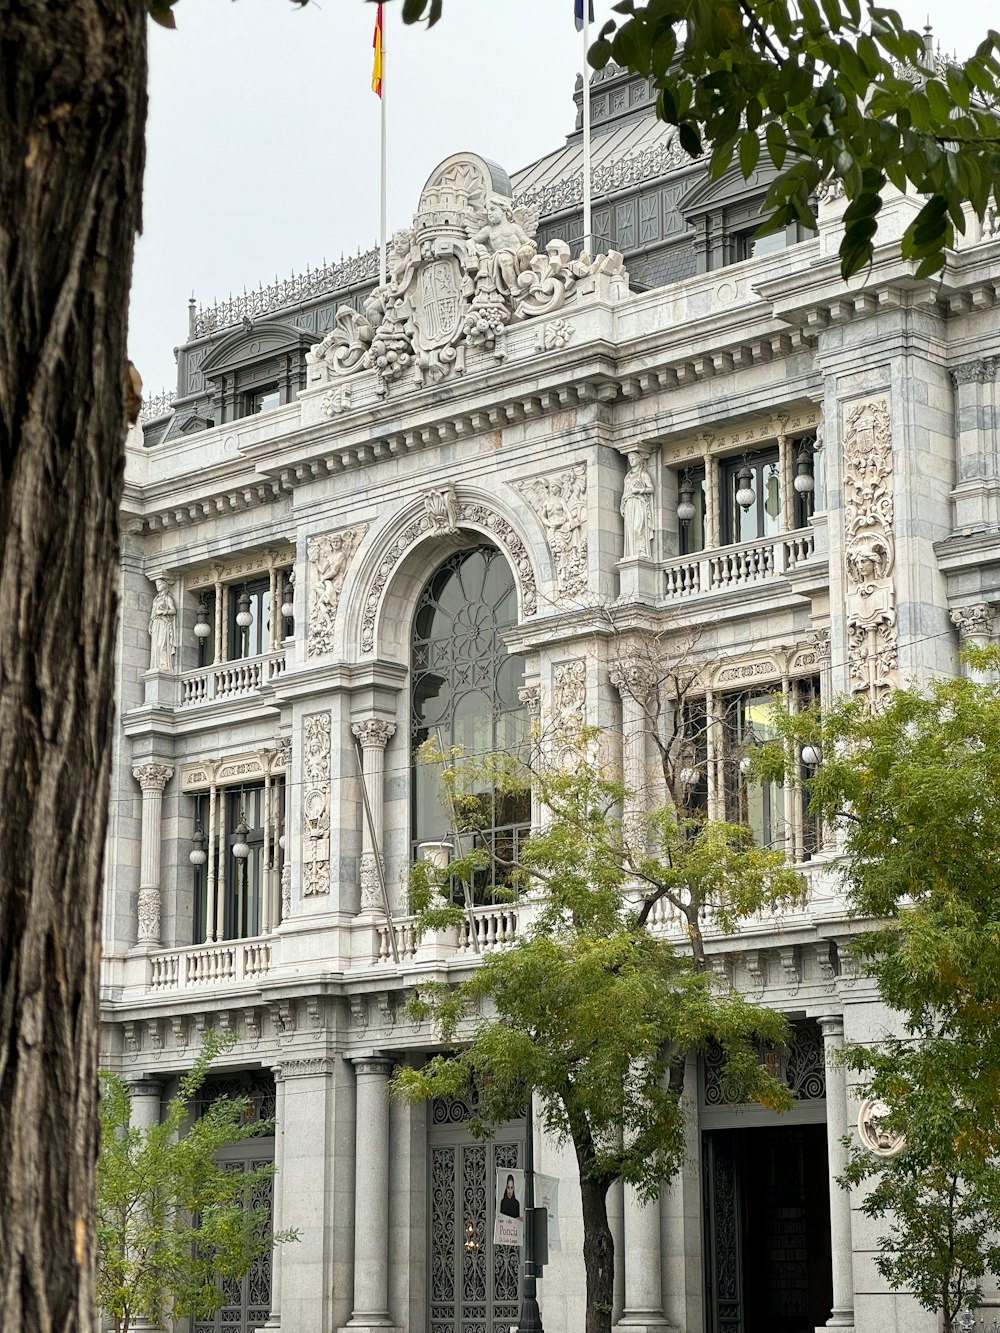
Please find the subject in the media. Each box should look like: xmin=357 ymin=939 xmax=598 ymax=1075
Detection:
xmin=103 ymin=65 xmax=1000 ymax=1333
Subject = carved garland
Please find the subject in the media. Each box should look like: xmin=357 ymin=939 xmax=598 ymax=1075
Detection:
xmin=302 ymin=713 xmax=332 ymax=896
xmin=843 ymin=398 xmax=897 ymax=708
xmin=360 ymin=500 xmax=537 ymax=653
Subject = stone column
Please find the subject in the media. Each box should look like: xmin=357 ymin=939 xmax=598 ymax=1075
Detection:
xmin=260 ymin=1069 xmax=286 ymax=1330
xmin=346 ymin=1056 xmax=395 ymax=1330
xmin=818 ymin=1015 xmax=855 ymax=1329
xmin=618 ymin=1188 xmax=672 ymax=1331
xmin=950 ymin=603 xmax=996 ymax=681
xmin=352 ymin=719 xmax=396 ymax=914
xmin=518 ymin=684 xmax=542 ymax=831
xmin=126 ymin=1079 xmax=163 ymax=1333
xmin=131 ymin=763 xmax=173 ymax=947
xmin=610 ymin=657 xmax=657 ymax=862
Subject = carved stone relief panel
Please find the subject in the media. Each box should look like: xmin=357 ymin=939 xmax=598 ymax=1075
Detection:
xmin=308 ymin=524 xmax=368 ymax=658
xmin=842 ymin=398 xmax=896 ymax=708
xmin=553 ymin=660 xmax=587 ymax=734
xmin=302 ymin=713 xmax=331 ymax=896
xmin=514 ymin=463 xmax=588 ymax=598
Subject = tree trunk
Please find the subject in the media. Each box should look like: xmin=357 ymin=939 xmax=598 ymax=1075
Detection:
xmin=0 ymin=5 xmax=147 ymax=1330
xmin=578 ymin=1170 xmax=615 ymax=1333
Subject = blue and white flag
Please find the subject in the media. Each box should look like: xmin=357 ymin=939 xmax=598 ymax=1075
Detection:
xmin=575 ymin=0 xmax=595 ymax=31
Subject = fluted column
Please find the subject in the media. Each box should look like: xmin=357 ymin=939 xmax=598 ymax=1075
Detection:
xmin=610 ymin=657 xmax=657 ymax=862
xmin=618 ymin=1188 xmax=672 ymax=1331
xmin=132 ymin=763 xmax=173 ymax=946
xmin=352 ymin=719 xmax=396 ymax=914
xmin=818 ymin=1015 xmax=855 ymax=1329
xmin=951 ymin=603 xmax=996 ymax=682
xmin=517 ymin=684 xmax=542 ymax=831
xmin=346 ymin=1056 xmax=395 ymax=1329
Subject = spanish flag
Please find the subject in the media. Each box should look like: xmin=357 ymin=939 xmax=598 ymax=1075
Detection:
xmin=372 ymin=3 xmax=383 ymax=98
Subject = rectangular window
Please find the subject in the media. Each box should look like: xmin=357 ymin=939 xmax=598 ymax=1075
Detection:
xmin=228 ymin=577 xmax=271 ymax=660
xmin=242 ymin=384 xmax=281 ymax=418
xmin=723 ymin=690 xmax=787 ymax=850
xmin=722 ymin=448 xmax=782 ymax=544
xmin=192 ymin=780 xmax=285 ymax=942
xmin=677 ymin=466 xmax=707 ymax=556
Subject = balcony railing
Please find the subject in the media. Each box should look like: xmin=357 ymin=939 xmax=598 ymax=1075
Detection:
xmin=148 ymin=937 xmax=272 ymax=990
xmin=374 ymin=903 xmax=520 ymax=964
xmin=179 ymin=650 xmax=287 ymax=706
xmin=662 ymin=529 xmax=817 ymax=600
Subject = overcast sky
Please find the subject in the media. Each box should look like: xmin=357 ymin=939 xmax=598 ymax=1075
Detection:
xmin=130 ymin=0 xmax=993 ymax=395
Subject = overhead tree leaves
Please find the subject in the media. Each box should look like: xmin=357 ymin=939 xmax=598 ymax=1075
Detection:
xmin=387 ymin=0 xmax=1000 ymax=280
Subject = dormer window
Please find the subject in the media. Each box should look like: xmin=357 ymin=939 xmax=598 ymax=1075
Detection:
xmin=243 ymin=384 xmax=281 ymax=417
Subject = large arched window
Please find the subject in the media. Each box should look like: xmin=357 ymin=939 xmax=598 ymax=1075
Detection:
xmin=411 ymin=545 xmax=528 ymax=899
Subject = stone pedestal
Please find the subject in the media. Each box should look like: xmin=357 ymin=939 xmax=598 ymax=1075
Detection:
xmin=141 ymin=669 xmax=179 ymax=708
xmin=817 ymin=1015 xmax=855 ymax=1331
xmin=617 ymin=556 xmax=661 ymax=603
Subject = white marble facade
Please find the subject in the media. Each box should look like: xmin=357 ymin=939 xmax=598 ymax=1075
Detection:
xmin=101 ymin=137 xmax=1000 ymax=1333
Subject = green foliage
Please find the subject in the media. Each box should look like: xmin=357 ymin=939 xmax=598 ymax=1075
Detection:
xmin=394 ymin=0 xmax=1000 ymax=280
xmin=764 ymin=651 xmax=1000 ymax=1330
xmin=396 ymin=741 xmax=806 ymax=1204
xmin=97 ymin=1030 xmax=297 ymax=1333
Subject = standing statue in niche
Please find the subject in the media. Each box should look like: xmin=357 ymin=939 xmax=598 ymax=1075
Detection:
xmin=147 ymin=578 xmax=176 ymax=672
xmin=620 ymin=451 xmax=655 ymax=558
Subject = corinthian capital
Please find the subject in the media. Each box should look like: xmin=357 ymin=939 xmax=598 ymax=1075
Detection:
xmin=132 ymin=762 xmax=174 ymax=792
xmin=352 ymin=718 xmax=396 ymax=749
xmin=950 ymin=602 xmax=995 ymax=641
xmin=609 ymin=655 xmax=658 ymax=704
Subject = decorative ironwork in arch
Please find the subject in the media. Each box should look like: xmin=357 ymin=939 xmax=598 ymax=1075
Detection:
xmin=411 ymin=545 xmax=529 ymax=903
xmin=702 ymin=1019 xmax=825 ymax=1108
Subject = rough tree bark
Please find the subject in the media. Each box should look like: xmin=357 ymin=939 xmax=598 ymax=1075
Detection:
xmin=578 ymin=1167 xmax=616 ymax=1333
xmin=0 ymin=4 xmax=147 ymax=1330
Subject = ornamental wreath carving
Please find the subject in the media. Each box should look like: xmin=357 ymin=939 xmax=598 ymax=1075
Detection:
xmin=302 ymin=713 xmax=331 ymax=896
xmin=308 ymin=524 xmax=368 ymax=658
xmin=306 ymin=153 xmax=626 ymax=396
xmin=360 ymin=496 xmax=537 ymax=653
xmin=514 ymin=463 xmax=588 ymax=598
xmin=843 ymin=398 xmax=897 ymax=709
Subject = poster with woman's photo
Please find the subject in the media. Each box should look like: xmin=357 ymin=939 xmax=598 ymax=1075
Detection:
xmin=494 ymin=1169 xmax=525 ymax=1247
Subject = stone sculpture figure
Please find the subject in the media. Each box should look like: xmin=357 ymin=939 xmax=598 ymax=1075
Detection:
xmin=468 ymin=201 xmax=538 ymax=300
xmin=147 ymin=578 xmax=176 ymax=672
xmin=517 ymin=464 xmax=588 ymax=597
xmin=620 ymin=451 xmax=654 ymax=558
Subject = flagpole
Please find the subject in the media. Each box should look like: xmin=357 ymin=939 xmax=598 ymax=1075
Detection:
xmin=379 ymin=8 xmax=387 ymax=288
xmin=582 ymin=4 xmax=592 ymax=257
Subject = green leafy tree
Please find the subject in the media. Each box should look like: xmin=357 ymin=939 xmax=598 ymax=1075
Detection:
xmin=761 ymin=650 xmax=1000 ymax=1331
xmin=394 ymin=738 xmax=806 ymax=1333
xmin=97 ymin=1031 xmax=296 ymax=1333
xmin=397 ymin=0 xmax=1000 ymax=280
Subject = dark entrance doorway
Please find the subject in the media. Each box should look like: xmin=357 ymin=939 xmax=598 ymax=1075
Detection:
xmin=704 ymin=1123 xmax=833 ymax=1333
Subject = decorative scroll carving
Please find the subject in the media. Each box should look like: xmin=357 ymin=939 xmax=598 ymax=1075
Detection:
xmin=308 ymin=153 xmax=627 ymax=396
xmin=302 ymin=713 xmax=331 ymax=896
xmin=806 ymin=626 xmax=831 ymax=664
xmin=360 ymin=498 xmax=536 ymax=653
xmin=553 ymin=660 xmax=587 ymax=733
xmin=515 ymin=463 xmax=587 ymax=597
xmin=308 ymin=523 xmax=368 ymax=658
xmin=133 ymin=762 xmax=173 ymax=792
xmin=843 ymin=398 xmax=896 ymax=708
xmin=950 ymin=602 xmax=995 ymax=643
xmin=609 ymin=655 xmax=658 ymax=705
xmin=517 ymin=684 xmax=541 ymax=721
xmin=620 ymin=450 xmax=655 ymax=559
xmin=320 ymin=385 xmax=352 ymax=416
xmin=713 ymin=658 xmax=780 ymax=686
xmin=534 ymin=318 xmax=574 ymax=352
xmin=423 ymin=485 xmax=461 ymax=536
xmin=147 ymin=578 xmax=176 ymax=672
xmin=280 ymin=863 xmax=291 ymax=920
xmin=950 ymin=358 xmax=997 ymax=386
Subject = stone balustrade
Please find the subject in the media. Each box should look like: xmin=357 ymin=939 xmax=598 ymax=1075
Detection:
xmin=179 ymin=650 xmax=286 ymax=706
xmin=148 ymin=937 xmax=272 ymax=990
xmin=661 ymin=528 xmax=817 ymax=600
